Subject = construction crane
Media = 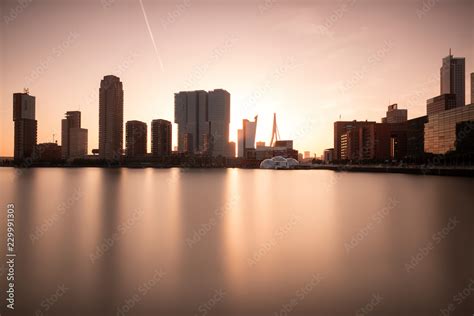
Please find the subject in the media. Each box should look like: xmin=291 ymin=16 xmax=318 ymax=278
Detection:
xmin=270 ymin=113 xmax=280 ymax=147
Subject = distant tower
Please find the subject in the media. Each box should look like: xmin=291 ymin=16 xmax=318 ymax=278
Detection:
xmin=99 ymin=75 xmax=124 ymax=160
xmin=13 ymin=91 xmax=37 ymax=160
xmin=440 ymin=50 xmax=465 ymax=107
xmin=237 ymin=115 xmax=258 ymax=157
xmin=270 ymin=113 xmax=280 ymax=147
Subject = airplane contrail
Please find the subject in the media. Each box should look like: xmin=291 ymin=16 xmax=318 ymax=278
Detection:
xmin=139 ymin=0 xmax=164 ymax=71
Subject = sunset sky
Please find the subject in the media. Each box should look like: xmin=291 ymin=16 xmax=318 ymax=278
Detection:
xmin=1 ymin=0 xmax=473 ymax=157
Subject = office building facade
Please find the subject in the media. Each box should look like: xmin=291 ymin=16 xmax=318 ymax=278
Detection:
xmin=334 ymin=121 xmax=376 ymax=161
xmin=334 ymin=118 xmax=426 ymax=161
xmin=426 ymin=94 xmax=457 ymax=115
xmin=175 ymin=89 xmax=231 ymax=157
xmin=425 ymin=104 xmax=474 ymax=154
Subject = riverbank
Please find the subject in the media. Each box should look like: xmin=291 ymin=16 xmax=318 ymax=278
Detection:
xmin=1 ymin=161 xmax=474 ymax=177
xmin=298 ymin=164 xmax=474 ymax=177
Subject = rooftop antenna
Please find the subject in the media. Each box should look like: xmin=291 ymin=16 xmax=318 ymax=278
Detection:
xmin=23 ymin=88 xmax=29 ymax=94
xmin=449 ymin=48 xmax=452 ymax=56
xmin=52 ymin=133 xmax=56 ymax=143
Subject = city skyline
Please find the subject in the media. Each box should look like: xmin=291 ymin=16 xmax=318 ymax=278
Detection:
xmin=1 ymin=0 xmax=473 ymax=157
xmin=5 ymin=50 xmax=474 ymax=160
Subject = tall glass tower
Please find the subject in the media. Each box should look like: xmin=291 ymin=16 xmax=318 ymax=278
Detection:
xmin=440 ymin=50 xmax=465 ymax=107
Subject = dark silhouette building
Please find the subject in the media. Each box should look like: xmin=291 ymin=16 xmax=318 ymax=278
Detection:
xmin=35 ymin=142 xmax=62 ymax=161
xmin=455 ymin=121 xmax=474 ymax=153
xmin=61 ymin=111 xmax=88 ymax=159
xmin=151 ymin=119 xmax=172 ymax=157
xmin=13 ymin=92 xmax=37 ymax=160
xmin=125 ymin=120 xmax=147 ymax=158
xmin=471 ymin=72 xmax=474 ymax=104
xmin=374 ymin=123 xmax=408 ymax=161
xmin=99 ymin=75 xmax=123 ymax=160
xmin=406 ymin=116 xmax=428 ymax=160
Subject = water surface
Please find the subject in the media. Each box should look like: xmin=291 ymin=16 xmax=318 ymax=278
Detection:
xmin=0 ymin=168 xmax=473 ymax=315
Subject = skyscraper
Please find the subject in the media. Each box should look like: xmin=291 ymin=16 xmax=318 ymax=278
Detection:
xmin=174 ymin=89 xmax=231 ymax=157
xmin=237 ymin=116 xmax=258 ymax=158
xmin=61 ymin=111 xmax=88 ymax=159
xmin=125 ymin=120 xmax=147 ymax=158
xmin=175 ymin=90 xmax=209 ymax=154
xmin=208 ymin=89 xmax=231 ymax=157
xmin=99 ymin=75 xmax=123 ymax=160
xmin=13 ymin=91 xmax=37 ymax=160
xmin=440 ymin=51 xmax=465 ymax=107
xmin=151 ymin=119 xmax=172 ymax=157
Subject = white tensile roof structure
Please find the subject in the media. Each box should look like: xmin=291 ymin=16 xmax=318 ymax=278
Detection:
xmin=260 ymin=156 xmax=299 ymax=169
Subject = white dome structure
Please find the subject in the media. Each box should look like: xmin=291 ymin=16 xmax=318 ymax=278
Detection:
xmin=260 ymin=159 xmax=275 ymax=169
xmin=286 ymin=158 xmax=299 ymax=167
xmin=259 ymin=156 xmax=299 ymax=169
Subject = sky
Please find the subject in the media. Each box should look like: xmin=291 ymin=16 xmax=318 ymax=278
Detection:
xmin=0 ymin=0 xmax=473 ymax=157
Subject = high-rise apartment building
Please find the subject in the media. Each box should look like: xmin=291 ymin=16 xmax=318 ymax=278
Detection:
xmin=125 ymin=120 xmax=147 ymax=158
xmin=61 ymin=111 xmax=88 ymax=159
xmin=99 ymin=75 xmax=123 ymax=160
xmin=13 ymin=92 xmax=37 ymax=160
xmin=174 ymin=89 xmax=231 ymax=157
xmin=440 ymin=51 xmax=465 ymax=107
xmin=151 ymin=119 xmax=172 ymax=157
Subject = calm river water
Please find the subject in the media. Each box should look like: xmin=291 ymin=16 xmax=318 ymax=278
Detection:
xmin=0 ymin=168 xmax=473 ymax=315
